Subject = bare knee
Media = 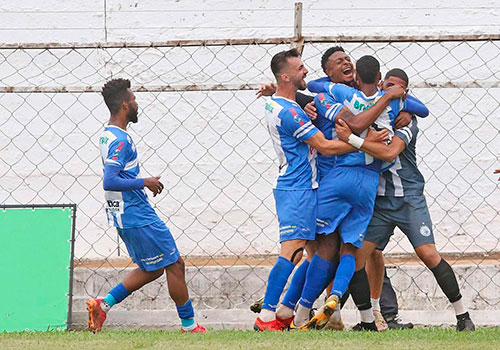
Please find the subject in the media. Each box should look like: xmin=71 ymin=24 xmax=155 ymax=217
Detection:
xmin=415 ymin=244 xmax=441 ymax=268
xmin=166 ymin=257 xmax=186 ymax=275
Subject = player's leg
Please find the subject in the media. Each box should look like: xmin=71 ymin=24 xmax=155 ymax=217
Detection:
xmin=276 ymin=240 xmax=317 ymax=326
xmin=365 ymin=249 xmax=388 ymax=330
xmin=401 ymin=195 xmax=474 ymax=331
xmin=293 ymin=233 xmax=340 ymax=327
xmin=379 ymin=268 xmax=414 ymax=329
xmin=255 ymin=189 xmax=316 ymax=331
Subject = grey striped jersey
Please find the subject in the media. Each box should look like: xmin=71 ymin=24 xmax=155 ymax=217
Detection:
xmin=377 ymin=117 xmax=425 ymax=197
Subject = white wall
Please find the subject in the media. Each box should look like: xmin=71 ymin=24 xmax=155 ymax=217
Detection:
xmin=0 ymin=1 xmax=499 ymax=260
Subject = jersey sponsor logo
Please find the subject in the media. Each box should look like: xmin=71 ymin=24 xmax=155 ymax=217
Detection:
xmin=99 ymin=136 xmax=109 ymax=144
xmin=111 ymin=141 xmax=124 ymax=161
xmin=420 ymin=222 xmax=431 ymax=237
xmin=289 ymin=107 xmax=305 ymax=126
xmin=265 ymin=102 xmax=275 ymax=113
xmin=318 ymin=93 xmax=332 ymax=108
xmin=106 ymin=199 xmax=123 ymax=213
xmin=353 ymin=99 xmax=375 ymax=111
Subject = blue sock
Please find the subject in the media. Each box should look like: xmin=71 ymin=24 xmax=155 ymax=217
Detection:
xmin=176 ymin=299 xmax=195 ymax=327
xmin=330 ymin=254 xmax=355 ymax=298
xmin=262 ymin=256 xmax=295 ymax=312
xmin=104 ymin=283 xmax=130 ymax=307
xmin=281 ymin=259 xmax=310 ymax=309
xmin=299 ymin=255 xmax=336 ymax=308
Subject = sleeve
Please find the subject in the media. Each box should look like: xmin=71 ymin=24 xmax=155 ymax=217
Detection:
xmin=314 ymin=93 xmax=344 ymax=121
xmin=295 ymin=92 xmax=314 ymax=109
xmin=105 ymin=138 xmax=129 ymax=169
xmin=103 ymin=163 xmax=145 ymax=191
xmin=327 ymin=83 xmax=350 ymax=103
xmin=307 ymin=76 xmax=331 ymax=93
xmin=402 ymin=94 xmax=429 ymax=118
xmin=281 ymin=107 xmax=319 ymax=142
xmin=394 ymin=117 xmax=418 ymax=146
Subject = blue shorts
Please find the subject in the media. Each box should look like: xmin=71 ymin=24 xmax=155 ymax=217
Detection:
xmin=365 ymin=195 xmax=435 ymax=250
xmin=273 ymin=188 xmax=317 ymax=242
xmin=117 ymin=220 xmax=180 ymax=271
xmin=316 ymin=166 xmax=379 ymax=248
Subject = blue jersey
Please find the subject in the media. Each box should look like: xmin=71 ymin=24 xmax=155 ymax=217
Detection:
xmin=313 ymin=92 xmax=344 ymax=179
xmin=99 ymin=126 xmax=159 ymax=228
xmin=265 ymin=95 xmax=320 ymax=189
xmin=319 ymin=82 xmax=405 ymax=172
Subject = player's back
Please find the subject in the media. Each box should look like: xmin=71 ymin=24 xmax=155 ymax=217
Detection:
xmin=265 ymin=95 xmax=319 ymax=190
xmin=99 ymin=126 xmax=158 ymax=228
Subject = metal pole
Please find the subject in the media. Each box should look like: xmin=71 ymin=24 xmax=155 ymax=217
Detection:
xmin=292 ymin=2 xmax=304 ymax=54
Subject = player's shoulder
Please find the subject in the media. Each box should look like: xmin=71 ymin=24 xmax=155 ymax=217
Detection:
xmin=271 ymin=95 xmax=304 ymax=116
xmin=104 ymin=126 xmax=132 ymax=146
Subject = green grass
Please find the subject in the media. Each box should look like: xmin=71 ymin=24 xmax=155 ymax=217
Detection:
xmin=1 ymin=328 xmax=499 ymax=350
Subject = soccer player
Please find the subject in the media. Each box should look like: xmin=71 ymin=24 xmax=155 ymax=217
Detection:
xmin=254 ymin=48 xmax=401 ymax=331
xmin=86 ymin=78 xmax=207 ymax=333
xmin=335 ymin=69 xmax=476 ymax=332
xmin=295 ymin=56 xmax=423 ymax=330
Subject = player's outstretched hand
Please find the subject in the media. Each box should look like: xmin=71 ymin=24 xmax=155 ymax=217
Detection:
xmin=335 ymin=119 xmax=352 ymax=142
xmin=366 ymin=128 xmax=389 ymax=143
xmin=304 ymin=101 xmax=317 ymax=120
xmin=494 ymin=169 xmax=500 ymax=181
xmin=385 ymin=85 xmax=406 ymax=100
xmin=144 ymin=176 xmax=164 ymax=196
xmin=394 ymin=111 xmax=412 ymax=129
xmin=256 ymin=83 xmax=276 ymax=98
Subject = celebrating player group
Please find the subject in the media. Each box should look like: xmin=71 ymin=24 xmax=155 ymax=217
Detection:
xmin=253 ymin=47 xmax=476 ymax=333
xmin=86 ymin=45 xmax=476 ymax=334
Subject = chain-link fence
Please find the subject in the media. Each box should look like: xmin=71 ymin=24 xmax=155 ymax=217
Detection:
xmin=1 ymin=35 xmax=499 ymax=321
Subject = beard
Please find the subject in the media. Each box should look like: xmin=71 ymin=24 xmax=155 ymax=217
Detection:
xmin=126 ymin=106 xmax=138 ymax=123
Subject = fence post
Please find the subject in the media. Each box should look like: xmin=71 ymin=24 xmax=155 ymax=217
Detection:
xmin=292 ymin=2 xmax=304 ymax=54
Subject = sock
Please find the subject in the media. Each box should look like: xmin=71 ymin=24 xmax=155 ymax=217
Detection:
xmin=260 ymin=309 xmax=276 ymax=322
xmin=360 ymin=308 xmax=375 ymax=323
xmin=281 ymin=260 xmax=310 ymax=310
xmin=371 ymin=298 xmax=381 ymax=312
xmin=262 ymin=257 xmax=295 ymax=316
xmin=102 ymin=283 xmax=131 ymax=312
xmin=452 ymin=299 xmax=466 ymax=316
xmin=430 ymin=259 xmax=463 ymax=304
xmin=276 ymin=305 xmax=294 ymax=320
xmin=294 ymin=304 xmax=311 ymax=327
xmin=176 ymin=299 xmax=196 ymax=329
xmin=299 ymin=255 xmax=336 ymax=308
xmin=330 ymin=254 xmax=355 ymax=298
xmin=331 ymin=303 xmax=342 ymax=323
xmin=349 ymin=268 xmax=372 ymax=311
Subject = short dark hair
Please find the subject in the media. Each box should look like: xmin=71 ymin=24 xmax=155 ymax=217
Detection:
xmin=271 ymin=48 xmax=300 ymax=78
xmin=356 ymin=55 xmax=380 ymax=84
xmin=321 ymin=46 xmax=345 ymax=73
xmin=385 ymin=68 xmax=409 ymax=87
xmin=102 ymin=78 xmax=131 ymax=114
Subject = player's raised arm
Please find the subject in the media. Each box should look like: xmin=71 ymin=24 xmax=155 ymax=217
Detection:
xmin=336 ymin=85 xmax=406 ymax=134
xmin=335 ymin=119 xmax=406 ymax=163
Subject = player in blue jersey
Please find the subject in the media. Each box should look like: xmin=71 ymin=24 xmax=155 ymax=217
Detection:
xmin=254 ymin=49 xmax=405 ymax=331
xmin=254 ymin=47 xmax=413 ymax=331
xmin=294 ymin=56 xmax=427 ymax=330
xmin=86 ymin=79 xmax=207 ymax=334
xmin=334 ymin=69 xmax=476 ymax=332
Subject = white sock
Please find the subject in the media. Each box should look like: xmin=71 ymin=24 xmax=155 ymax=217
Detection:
xmin=276 ymin=305 xmax=294 ymax=320
xmin=331 ymin=304 xmax=342 ymax=323
xmin=452 ymin=298 xmax=466 ymax=316
xmin=294 ymin=304 xmax=311 ymax=326
xmin=360 ymin=308 xmax=375 ymax=323
xmin=371 ymin=298 xmax=381 ymax=312
xmin=260 ymin=308 xmax=276 ymax=322
xmin=101 ymin=300 xmax=111 ymax=313
xmin=182 ymin=322 xmax=197 ymax=331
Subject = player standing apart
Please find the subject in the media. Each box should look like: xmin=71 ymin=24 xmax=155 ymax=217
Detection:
xmin=86 ymin=79 xmax=206 ymax=333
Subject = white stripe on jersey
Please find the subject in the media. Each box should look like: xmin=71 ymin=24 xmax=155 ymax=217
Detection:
xmin=391 ymin=156 xmax=404 ymax=196
xmin=293 ymin=121 xmax=313 ymax=138
xmin=267 ymin=108 xmax=288 ymax=188
xmin=296 ymin=123 xmax=315 ymax=139
xmin=308 ymin=148 xmax=318 ymax=189
xmin=397 ymin=123 xmax=413 ymax=143
xmin=377 ymin=175 xmax=387 ymax=195
xmin=124 ymin=157 xmax=139 ymax=171
xmin=325 ymin=104 xmax=342 ymax=121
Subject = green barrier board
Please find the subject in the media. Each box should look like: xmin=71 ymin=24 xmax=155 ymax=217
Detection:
xmin=0 ymin=205 xmax=75 ymax=332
